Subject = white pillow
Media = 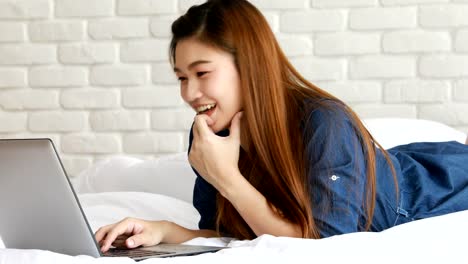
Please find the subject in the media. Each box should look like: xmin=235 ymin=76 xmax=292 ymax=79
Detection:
xmin=363 ymin=118 xmax=466 ymax=149
xmin=74 ymin=153 xmax=196 ymax=203
xmin=78 ymin=192 xmax=200 ymax=232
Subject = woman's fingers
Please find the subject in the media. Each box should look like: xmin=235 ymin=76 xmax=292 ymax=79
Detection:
xmin=126 ymin=233 xmax=152 ymax=248
xmin=111 ymin=228 xmax=158 ymax=249
xmin=100 ymin=227 xmax=125 ymax=252
xmin=95 ymin=224 xmax=115 ymax=245
xmin=112 ymin=234 xmax=132 ymax=248
xmin=193 ymin=114 xmax=214 ymax=139
xmin=94 ymin=219 xmax=168 ymax=253
xmin=99 ymin=220 xmax=142 ymax=252
xmin=229 ymin=111 xmax=243 ymax=141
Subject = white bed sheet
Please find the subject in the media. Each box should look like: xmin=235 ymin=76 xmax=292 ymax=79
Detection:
xmin=1 ymin=192 xmax=468 ymax=263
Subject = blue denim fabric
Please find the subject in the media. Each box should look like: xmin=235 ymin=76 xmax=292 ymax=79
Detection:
xmin=189 ymin=104 xmax=468 ymax=238
xmin=388 ymin=141 xmax=468 ymax=226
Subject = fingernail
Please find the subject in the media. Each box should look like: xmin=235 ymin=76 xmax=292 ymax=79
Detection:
xmin=127 ymin=239 xmax=134 ymax=247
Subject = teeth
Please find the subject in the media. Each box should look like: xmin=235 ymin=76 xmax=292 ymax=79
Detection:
xmin=196 ymin=103 xmax=216 ymax=114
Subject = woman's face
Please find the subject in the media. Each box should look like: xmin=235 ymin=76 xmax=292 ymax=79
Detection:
xmin=174 ymin=38 xmax=243 ymax=133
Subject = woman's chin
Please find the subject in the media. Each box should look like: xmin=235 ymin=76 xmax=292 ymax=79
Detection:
xmin=212 ymin=123 xmax=229 ymax=134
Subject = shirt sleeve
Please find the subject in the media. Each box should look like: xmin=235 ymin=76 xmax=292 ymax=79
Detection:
xmin=303 ymin=105 xmax=367 ymax=238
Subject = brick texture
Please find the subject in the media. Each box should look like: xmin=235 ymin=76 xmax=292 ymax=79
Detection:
xmin=0 ymin=0 xmax=466 ymax=179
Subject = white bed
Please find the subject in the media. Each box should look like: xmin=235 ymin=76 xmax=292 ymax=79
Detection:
xmin=1 ymin=118 xmax=467 ymax=263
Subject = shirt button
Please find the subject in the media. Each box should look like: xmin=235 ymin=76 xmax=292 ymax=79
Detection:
xmin=330 ymin=175 xmax=339 ymax=181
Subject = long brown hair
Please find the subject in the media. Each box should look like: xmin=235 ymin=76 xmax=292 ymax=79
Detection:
xmin=170 ymin=0 xmax=397 ymax=239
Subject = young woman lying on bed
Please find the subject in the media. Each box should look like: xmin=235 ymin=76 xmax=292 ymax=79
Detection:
xmin=95 ymin=0 xmax=468 ymax=252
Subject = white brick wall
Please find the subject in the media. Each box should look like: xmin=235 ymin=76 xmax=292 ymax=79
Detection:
xmin=0 ymin=22 xmax=26 ymax=42
xmin=420 ymin=55 xmax=468 ymax=77
xmin=88 ymin=18 xmax=150 ymax=39
xmin=123 ymin=132 xmax=184 ymax=153
xmin=61 ymin=89 xmax=120 ymax=109
xmin=122 ymin=87 xmax=183 ymax=108
xmin=419 ymin=104 xmax=468 ymax=125
xmin=277 ymin=35 xmax=313 ymax=57
xmin=150 ymin=16 xmax=178 ymax=37
xmin=350 ymin=7 xmax=417 ymax=30
xmin=312 ymin=0 xmax=377 ymax=8
xmin=281 ymin=10 xmax=345 ymax=32
xmin=90 ymin=111 xmax=150 ymax=131
xmin=384 ymin=80 xmax=450 ymax=103
xmin=29 ymin=111 xmax=87 ymax=132
xmin=353 ymin=104 xmax=417 ymax=119
xmin=315 ymin=32 xmax=380 ymax=55
xmin=455 ymin=30 xmax=468 ymax=53
xmin=61 ymin=157 xmax=93 ymax=178
xmin=0 ymin=89 xmax=59 ymax=110
xmin=0 ymin=69 xmax=27 ymax=88
xmin=62 ymin=135 xmax=121 ymax=154
xmin=350 ymin=56 xmax=416 ymax=79
xmin=29 ymin=21 xmax=85 ymax=42
xmin=151 ymin=108 xmax=194 ymax=130
xmin=291 ymin=57 xmax=346 ymax=81
xmin=381 ymin=0 xmax=449 ymax=5
xmin=56 ymin=0 xmax=114 ymax=18
xmin=420 ymin=5 xmax=468 ymax=27
xmin=0 ymin=44 xmax=56 ymax=65
xmin=454 ymin=80 xmax=468 ymax=102
xmin=0 ymin=112 xmax=27 ymax=132
xmin=383 ymin=31 xmax=451 ymax=53
xmin=90 ymin=65 xmax=148 ymax=86
xmin=29 ymin=66 xmax=88 ymax=87
xmin=58 ymin=43 xmax=117 ymax=64
xmin=317 ymin=82 xmax=382 ymax=103
xmin=0 ymin=0 xmax=51 ymax=19
xmin=121 ymin=39 xmax=170 ymax=62
xmin=0 ymin=0 xmax=467 ymax=178
xmin=117 ymin=0 xmax=177 ymax=15
xmin=178 ymin=0 xmax=205 ymax=12
xmin=152 ymin=62 xmax=178 ymax=84
xmin=250 ymin=0 xmax=308 ymax=9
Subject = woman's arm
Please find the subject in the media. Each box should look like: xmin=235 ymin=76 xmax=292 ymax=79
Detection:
xmin=189 ymin=113 xmax=302 ymax=238
xmin=218 ymin=169 xmax=302 ymax=238
xmin=304 ymin=106 xmax=368 ymax=237
xmin=161 ymin=221 xmax=218 ymax=244
xmin=95 ymin=219 xmax=219 ymax=252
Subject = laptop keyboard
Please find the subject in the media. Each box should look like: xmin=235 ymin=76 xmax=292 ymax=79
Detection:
xmin=103 ymin=248 xmax=174 ymax=258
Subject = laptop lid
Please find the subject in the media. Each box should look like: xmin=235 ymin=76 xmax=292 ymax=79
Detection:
xmin=0 ymin=139 xmax=101 ymax=257
xmin=0 ymin=139 xmax=225 ymax=260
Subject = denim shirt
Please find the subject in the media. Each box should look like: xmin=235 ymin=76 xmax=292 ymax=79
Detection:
xmin=188 ymin=103 xmax=468 ymax=238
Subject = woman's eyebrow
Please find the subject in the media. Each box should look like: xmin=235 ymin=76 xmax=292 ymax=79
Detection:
xmin=174 ymin=60 xmax=212 ymax=72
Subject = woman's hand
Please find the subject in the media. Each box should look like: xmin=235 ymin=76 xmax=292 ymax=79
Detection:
xmin=95 ymin=218 xmax=169 ymax=252
xmin=189 ymin=111 xmax=244 ymax=193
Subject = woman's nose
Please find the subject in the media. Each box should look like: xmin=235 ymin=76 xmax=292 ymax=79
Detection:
xmin=183 ymin=80 xmax=203 ymax=102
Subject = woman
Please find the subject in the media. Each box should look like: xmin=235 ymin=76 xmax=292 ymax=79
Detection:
xmin=96 ymin=0 xmax=468 ymax=252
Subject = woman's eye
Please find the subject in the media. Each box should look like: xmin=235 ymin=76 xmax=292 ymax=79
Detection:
xmin=178 ymin=77 xmax=187 ymax=82
xmin=197 ymin=72 xmax=208 ymax=77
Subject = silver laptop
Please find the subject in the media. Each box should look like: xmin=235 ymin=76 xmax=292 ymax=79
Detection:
xmin=0 ymin=139 xmax=225 ymax=261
